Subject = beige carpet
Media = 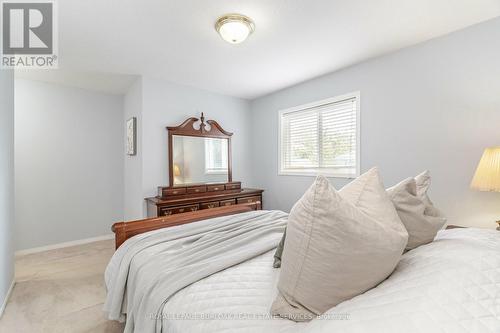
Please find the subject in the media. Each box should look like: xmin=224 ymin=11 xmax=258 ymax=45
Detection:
xmin=0 ymin=240 xmax=124 ymax=333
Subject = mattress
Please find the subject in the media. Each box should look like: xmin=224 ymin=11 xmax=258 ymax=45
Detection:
xmin=162 ymin=228 xmax=500 ymax=333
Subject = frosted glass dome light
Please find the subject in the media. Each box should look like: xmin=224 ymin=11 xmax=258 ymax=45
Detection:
xmin=215 ymin=14 xmax=255 ymax=44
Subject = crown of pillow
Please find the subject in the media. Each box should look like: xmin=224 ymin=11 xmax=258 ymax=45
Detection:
xmin=340 ymin=167 xmax=407 ymax=235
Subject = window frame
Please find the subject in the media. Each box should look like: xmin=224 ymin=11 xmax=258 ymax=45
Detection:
xmin=277 ymin=91 xmax=361 ymax=178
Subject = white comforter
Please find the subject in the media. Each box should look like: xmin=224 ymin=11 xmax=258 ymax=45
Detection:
xmin=163 ymin=228 xmax=500 ymax=333
xmin=104 ymin=210 xmax=287 ymax=333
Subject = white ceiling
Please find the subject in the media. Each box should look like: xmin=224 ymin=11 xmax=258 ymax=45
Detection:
xmin=53 ymin=0 xmax=500 ymax=99
xmin=15 ymin=70 xmax=138 ymax=95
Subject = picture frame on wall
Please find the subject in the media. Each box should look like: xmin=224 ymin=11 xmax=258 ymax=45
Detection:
xmin=126 ymin=117 xmax=137 ymax=156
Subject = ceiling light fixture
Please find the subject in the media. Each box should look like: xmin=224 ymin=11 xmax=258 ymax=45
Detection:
xmin=215 ymin=14 xmax=255 ymax=44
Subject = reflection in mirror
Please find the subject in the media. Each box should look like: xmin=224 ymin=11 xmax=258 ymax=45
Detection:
xmin=172 ymin=135 xmax=229 ymax=185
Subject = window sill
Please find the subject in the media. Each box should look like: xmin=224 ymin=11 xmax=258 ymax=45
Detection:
xmin=204 ymin=171 xmax=228 ymax=175
xmin=278 ymin=171 xmax=358 ymax=179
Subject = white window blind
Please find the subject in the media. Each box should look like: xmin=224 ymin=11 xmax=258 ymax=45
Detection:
xmin=279 ymin=93 xmax=359 ymax=178
xmin=205 ymin=138 xmax=228 ymax=174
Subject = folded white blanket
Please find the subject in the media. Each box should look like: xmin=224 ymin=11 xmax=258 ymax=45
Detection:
xmin=103 ymin=210 xmax=287 ymax=333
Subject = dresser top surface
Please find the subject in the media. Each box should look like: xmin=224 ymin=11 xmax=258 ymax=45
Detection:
xmin=146 ymin=188 xmax=263 ymax=205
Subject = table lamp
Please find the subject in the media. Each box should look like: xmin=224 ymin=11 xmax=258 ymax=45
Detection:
xmin=470 ymin=147 xmax=500 ymax=229
xmin=173 ymin=164 xmax=181 ymax=177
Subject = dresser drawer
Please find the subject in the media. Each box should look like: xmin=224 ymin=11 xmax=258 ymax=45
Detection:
xmin=220 ymin=199 xmax=236 ymax=207
xmin=186 ymin=186 xmax=207 ymax=194
xmin=160 ymin=204 xmax=199 ymax=216
xmin=207 ymin=184 xmax=224 ymax=192
xmin=225 ymin=183 xmax=241 ymax=190
xmin=163 ymin=187 xmax=186 ymax=196
xmin=200 ymin=201 xmax=220 ymax=209
xmin=237 ymin=196 xmax=261 ymax=204
xmin=147 ymin=188 xmax=265 ymax=218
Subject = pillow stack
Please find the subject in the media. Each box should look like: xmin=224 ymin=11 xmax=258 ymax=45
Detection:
xmin=273 ymin=170 xmax=446 ymax=265
xmin=270 ymin=168 xmax=409 ymax=321
xmin=271 ymin=168 xmax=446 ymax=321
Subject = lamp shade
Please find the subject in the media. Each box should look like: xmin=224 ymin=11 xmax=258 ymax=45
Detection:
xmin=470 ymin=147 xmax=500 ymax=192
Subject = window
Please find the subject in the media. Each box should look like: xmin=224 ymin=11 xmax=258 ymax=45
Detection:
xmin=205 ymin=138 xmax=228 ymax=174
xmin=279 ymin=92 xmax=360 ymax=178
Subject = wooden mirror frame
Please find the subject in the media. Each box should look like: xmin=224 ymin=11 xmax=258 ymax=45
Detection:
xmin=167 ymin=113 xmax=233 ymax=187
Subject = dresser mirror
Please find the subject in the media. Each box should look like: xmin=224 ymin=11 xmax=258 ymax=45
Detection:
xmin=172 ymin=136 xmax=229 ymax=185
xmin=168 ymin=113 xmax=232 ymax=186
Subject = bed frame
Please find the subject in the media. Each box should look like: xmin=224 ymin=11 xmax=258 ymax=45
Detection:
xmin=112 ymin=201 xmax=262 ymax=249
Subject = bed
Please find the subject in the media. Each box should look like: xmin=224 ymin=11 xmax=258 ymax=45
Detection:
xmin=105 ymin=205 xmax=500 ymax=333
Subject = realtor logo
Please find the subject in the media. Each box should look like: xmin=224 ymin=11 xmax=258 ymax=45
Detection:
xmin=1 ymin=0 xmax=58 ymax=68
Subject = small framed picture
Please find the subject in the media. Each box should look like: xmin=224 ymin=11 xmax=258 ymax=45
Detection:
xmin=126 ymin=117 xmax=137 ymax=156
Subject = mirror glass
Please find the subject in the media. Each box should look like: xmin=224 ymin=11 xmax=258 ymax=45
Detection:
xmin=172 ymin=135 xmax=229 ymax=185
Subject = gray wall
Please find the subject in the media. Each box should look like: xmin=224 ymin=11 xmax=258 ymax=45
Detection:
xmin=0 ymin=70 xmax=14 ymax=312
xmin=130 ymin=77 xmax=253 ymax=218
xmin=15 ymin=80 xmax=125 ymax=250
xmin=122 ymin=77 xmax=254 ymax=221
xmin=250 ymin=17 xmax=500 ymax=229
xmin=123 ymin=78 xmax=143 ymax=221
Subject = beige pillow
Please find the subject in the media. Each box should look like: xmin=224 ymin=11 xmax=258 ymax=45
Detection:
xmin=415 ymin=170 xmax=445 ymax=218
xmin=387 ymin=172 xmax=446 ymax=250
xmin=271 ymin=168 xmax=408 ymax=321
xmin=273 ymin=229 xmax=286 ymax=268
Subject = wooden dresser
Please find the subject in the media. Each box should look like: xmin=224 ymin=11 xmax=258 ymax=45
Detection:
xmin=146 ymin=181 xmax=264 ymax=218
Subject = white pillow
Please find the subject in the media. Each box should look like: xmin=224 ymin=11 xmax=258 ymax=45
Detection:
xmin=271 ymin=168 xmax=408 ymax=321
xmin=387 ymin=171 xmax=446 ymax=250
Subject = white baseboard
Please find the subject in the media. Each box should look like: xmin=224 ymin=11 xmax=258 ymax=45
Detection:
xmin=15 ymin=234 xmax=114 ymax=257
xmin=0 ymin=280 xmax=15 ymax=319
